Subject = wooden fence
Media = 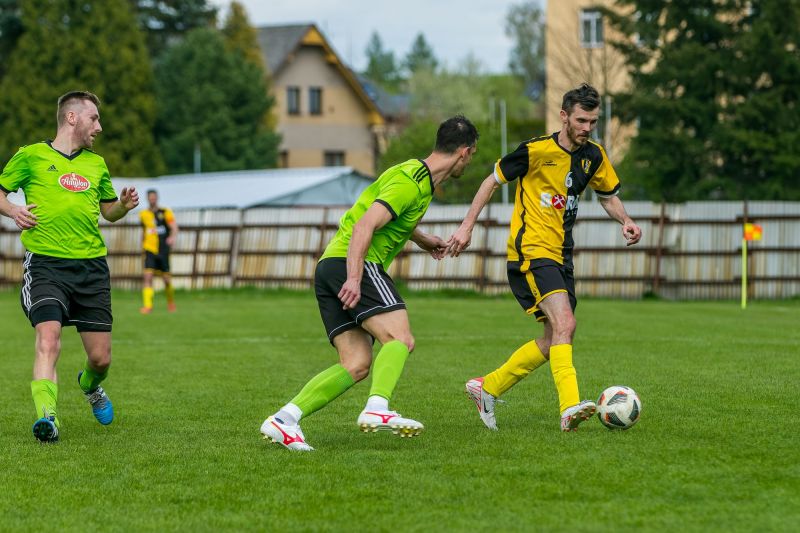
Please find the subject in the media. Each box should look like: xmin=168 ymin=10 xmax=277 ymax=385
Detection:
xmin=1 ymin=201 xmax=799 ymax=299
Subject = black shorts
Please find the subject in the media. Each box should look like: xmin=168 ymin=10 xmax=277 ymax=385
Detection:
xmin=315 ymin=257 xmax=406 ymax=343
xmin=507 ymin=258 xmax=577 ymax=322
xmin=144 ymin=250 xmax=170 ymax=273
xmin=20 ymin=252 xmax=113 ymax=332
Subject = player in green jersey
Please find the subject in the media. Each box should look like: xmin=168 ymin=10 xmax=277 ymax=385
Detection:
xmin=0 ymin=91 xmax=139 ymax=442
xmin=261 ymin=115 xmax=479 ymax=451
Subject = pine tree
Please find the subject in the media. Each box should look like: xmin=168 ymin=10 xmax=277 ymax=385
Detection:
xmin=404 ymin=33 xmax=438 ymax=74
xmin=0 ymin=0 xmax=23 ymax=80
xmin=607 ymin=0 xmax=800 ymax=200
xmin=154 ymin=27 xmax=279 ymax=174
xmin=221 ymin=1 xmax=263 ymax=68
xmin=719 ymin=0 xmax=800 ymax=199
xmin=364 ymin=32 xmax=400 ymax=89
xmin=0 ymin=0 xmax=163 ymax=176
xmin=221 ymin=1 xmax=276 ymax=129
xmin=131 ymin=0 xmax=217 ymax=58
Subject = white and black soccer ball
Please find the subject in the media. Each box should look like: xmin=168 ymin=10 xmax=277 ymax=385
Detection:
xmin=596 ymin=385 xmax=641 ymax=430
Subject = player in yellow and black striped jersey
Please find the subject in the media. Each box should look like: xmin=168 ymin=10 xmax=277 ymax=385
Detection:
xmin=139 ymin=189 xmax=178 ymax=314
xmin=448 ymin=84 xmax=642 ymax=433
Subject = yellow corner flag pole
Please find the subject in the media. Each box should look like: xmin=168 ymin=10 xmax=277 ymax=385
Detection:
xmin=741 ymin=236 xmax=747 ymax=310
xmin=741 ymin=220 xmax=762 ymax=310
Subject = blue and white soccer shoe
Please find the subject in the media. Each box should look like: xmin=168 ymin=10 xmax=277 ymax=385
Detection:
xmin=78 ymin=372 xmax=114 ymax=425
xmin=32 ymin=416 xmax=59 ymax=443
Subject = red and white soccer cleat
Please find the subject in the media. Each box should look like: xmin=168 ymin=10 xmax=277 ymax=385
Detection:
xmin=465 ymin=377 xmax=499 ymax=431
xmin=560 ymin=400 xmax=597 ymax=432
xmin=260 ymin=416 xmax=314 ymax=451
xmin=357 ymin=409 xmax=424 ymax=437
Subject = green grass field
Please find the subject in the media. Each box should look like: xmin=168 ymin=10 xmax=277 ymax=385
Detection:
xmin=0 ymin=289 xmax=798 ymax=532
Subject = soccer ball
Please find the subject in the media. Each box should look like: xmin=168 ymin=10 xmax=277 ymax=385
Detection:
xmin=596 ymin=386 xmax=641 ymax=430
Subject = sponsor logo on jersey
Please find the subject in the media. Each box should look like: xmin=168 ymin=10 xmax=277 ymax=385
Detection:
xmin=540 ymin=192 xmax=579 ymax=212
xmin=58 ymin=173 xmax=90 ymax=192
xmin=47 ymin=165 xmax=58 ymax=172
xmin=543 ymin=159 xmax=557 ymax=167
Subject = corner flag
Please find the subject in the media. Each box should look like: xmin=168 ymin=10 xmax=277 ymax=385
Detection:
xmin=741 ymin=223 xmax=764 ymax=309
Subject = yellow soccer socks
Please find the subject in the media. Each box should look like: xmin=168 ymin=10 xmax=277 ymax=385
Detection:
xmin=142 ymin=287 xmax=154 ymax=310
xmin=549 ymin=344 xmax=580 ymax=413
xmin=483 ymin=340 xmax=548 ymax=398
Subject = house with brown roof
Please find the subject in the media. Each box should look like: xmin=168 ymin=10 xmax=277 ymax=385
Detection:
xmin=256 ymin=24 xmax=386 ymax=175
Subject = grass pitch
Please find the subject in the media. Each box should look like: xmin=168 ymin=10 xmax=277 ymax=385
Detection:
xmin=0 ymin=289 xmax=798 ymax=532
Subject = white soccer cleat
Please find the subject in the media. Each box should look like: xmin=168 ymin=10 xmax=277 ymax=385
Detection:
xmin=465 ymin=377 xmax=499 ymax=431
xmin=357 ymin=409 xmax=424 ymax=437
xmin=560 ymin=400 xmax=597 ymax=432
xmin=260 ymin=416 xmax=314 ymax=451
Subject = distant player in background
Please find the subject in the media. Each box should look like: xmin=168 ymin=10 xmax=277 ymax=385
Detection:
xmin=139 ymin=189 xmax=178 ymax=314
xmin=0 ymin=90 xmax=138 ymax=442
xmin=447 ymin=84 xmax=642 ymax=432
xmin=261 ymin=115 xmax=479 ymax=451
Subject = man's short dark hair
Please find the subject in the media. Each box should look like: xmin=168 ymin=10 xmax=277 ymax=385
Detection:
xmin=146 ymin=189 xmax=158 ymax=196
xmin=434 ymin=115 xmax=479 ymax=153
xmin=561 ymin=83 xmax=600 ymax=114
xmin=57 ymin=91 xmax=100 ymax=127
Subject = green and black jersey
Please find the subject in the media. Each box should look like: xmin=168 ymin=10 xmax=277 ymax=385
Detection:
xmin=0 ymin=141 xmax=118 ymax=259
xmin=320 ymin=159 xmax=434 ymax=270
xmin=495 ymin=133 xmax=620 ymax=266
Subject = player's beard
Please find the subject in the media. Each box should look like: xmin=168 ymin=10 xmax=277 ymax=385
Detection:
xmin=567 ymin=123 xmax=589 ymax=147
xmin=75 ymin=122 xmax=97 ymax=149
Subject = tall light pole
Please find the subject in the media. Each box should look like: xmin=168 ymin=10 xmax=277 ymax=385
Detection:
xmin=500 ymin=99 xmax=509 ymax=204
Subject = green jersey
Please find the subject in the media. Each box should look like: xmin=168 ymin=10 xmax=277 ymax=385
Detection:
xmin=320 ymin=159 xmax=434 ymax=269
xmin=0 ymin=141 xmax=118 ymax=259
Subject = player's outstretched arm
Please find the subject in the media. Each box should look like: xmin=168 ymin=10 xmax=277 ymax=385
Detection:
xmin=0 ymin=190 xmax=37 ymax=230
xmin=101 ymin=187 xmax=139 ymax=222
xmin=411 ymin=227 xmax=446 ymax=260
xmin=446 ymin=174 xmax=499 ymax=257
xmin=598 ymin=195 xmax=642 ymax=246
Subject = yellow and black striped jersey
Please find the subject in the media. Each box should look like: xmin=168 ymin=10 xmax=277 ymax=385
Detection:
xmin=140 ymin=207 xmax=175 ymax=255
xmin=495 ymin=133 xmax=620 ymax=266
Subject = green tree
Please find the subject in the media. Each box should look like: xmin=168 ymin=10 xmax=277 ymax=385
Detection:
xmin=154 ymin=27 xmax=279 ymax=174
xmin=506 ymin=1 xmax=545 ymax=100
xmin=221 ymin=1 xmax=276 ymax=128
xmin=0 ymin=0 xmax=163 ymax=176
xmin=719 ymin=1 xmax=800 ymax=200
xmin=0 ymin=0 xmax=23 ymax=79
xmin=131 ymin=0 xmax=217 ymax=58
xmin=381 ymin=68 xmax=543 ymax=203
xmin=404 ymin=33 xmax=437 ymax=74
xmin=607 ymin=0 xmax=800 ymax=201
xmin=221 ymin=1 xmax=263 ymax=68
xmin=364 ymin=32 xmax=401 ymax=89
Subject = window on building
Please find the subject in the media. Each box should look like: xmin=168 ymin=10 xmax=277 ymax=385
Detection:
xmin=324 ymin=151 xmax=345 ymax=167
xmin=309 ymin=87 xmax=323 ymax=115
xmin=580 ymin=9 xmax=604 ymax=48
xmin=287 ymin=86 xmax=300 ymax=115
